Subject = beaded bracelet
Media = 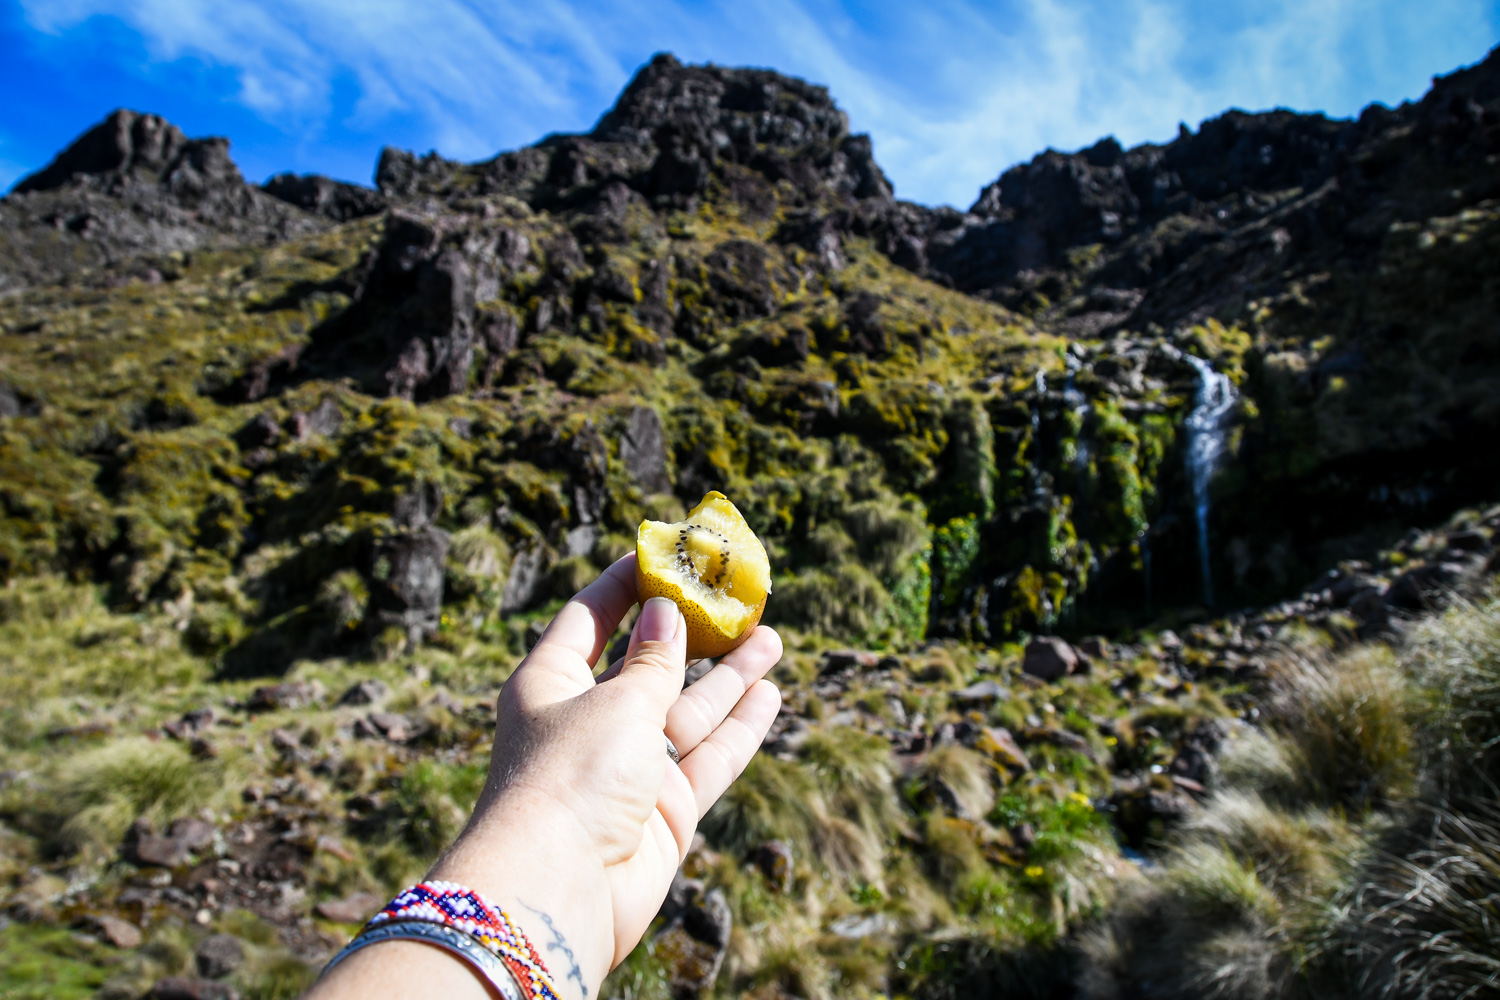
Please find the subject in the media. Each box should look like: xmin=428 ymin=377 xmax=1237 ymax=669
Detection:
xmin=322 ymin=880 xmax=561 ymax=1000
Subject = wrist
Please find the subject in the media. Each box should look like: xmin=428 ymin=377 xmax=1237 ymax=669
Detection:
xmin=426 ymin=789 xmax=611 ymax=1000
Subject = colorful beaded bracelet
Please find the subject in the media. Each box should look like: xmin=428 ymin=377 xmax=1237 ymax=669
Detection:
xmin=323 ymin=880 xmax=561 ymax=1000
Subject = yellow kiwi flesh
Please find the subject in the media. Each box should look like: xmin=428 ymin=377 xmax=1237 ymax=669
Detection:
xmin=636 ymin=492 xmax=772 ymax=659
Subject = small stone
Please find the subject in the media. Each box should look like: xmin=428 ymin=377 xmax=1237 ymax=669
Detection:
xmin=951 ymin=679 xmax=1006 ymax=705
xmin=315 ymin=891 xmax=384 ymax=924
xmin=247 ymin=682 xmax=321 ymax=712
xmin=315 ymin=834 xmax=354 ymax=862
xmin=1077 ymin=636 xmax=1112 ymax=660
xmin=366 ymin=711 xmax=413 ymax=742
xmin=90 ymin=914 xmax=143 ymax=949
xmin=131 ymin=834 xmax=190 ymax=868
xmin=820 ymin=649 xmax=880 ymax=675
xmin=659 ymin=871 xmax=703 ymax=923
xmin=195 ymin=934 xmax=244 ymax=979
xmin=975 ymin=726 xmax=1031 ymax=771
xmin=1022 ymin=637 xmax=1078 ymax=682
xmin=827 ymin=913 xmax=893 ymax=939
xmin=1445 ymin=528 xmax=1489 ymax=553
xmin=168 ymin=818 xmax=215 ymax=852
xmin=428 ymin=689 xmax=464 ymax=715
xmin=753 ymin=840 xmax=794 ymax=893
xmin=338 ymin=679 xmax=390 ymax=706
xmin=148 ymin=977 xmax=241 ymax=1000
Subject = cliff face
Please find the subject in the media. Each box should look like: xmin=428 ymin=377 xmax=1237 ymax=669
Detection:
xmin=2 ymin=47 xmax=1498 ymax=654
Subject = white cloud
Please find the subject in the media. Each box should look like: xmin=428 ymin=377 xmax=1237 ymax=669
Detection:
xmin=19 ymin=0 xmax=1499 ymax=205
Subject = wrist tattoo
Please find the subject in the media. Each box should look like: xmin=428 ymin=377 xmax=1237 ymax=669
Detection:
xmin=520 ymin=900 xmax=587 ymax=999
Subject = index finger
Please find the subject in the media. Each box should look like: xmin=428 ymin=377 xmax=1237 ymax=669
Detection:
xmin=528 ymin=552 xmax=639 ymax=670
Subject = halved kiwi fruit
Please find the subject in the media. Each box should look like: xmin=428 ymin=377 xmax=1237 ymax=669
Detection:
xmin=636 ymin=491 xmax=772 ymax=659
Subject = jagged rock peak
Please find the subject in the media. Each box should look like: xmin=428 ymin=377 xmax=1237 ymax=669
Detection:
xmin=375 ymin=53 xmax=893 ymax=207
xmin=13 ymin=108 xmax=242 ymax=195
xmin=592 ymin=52 xmax=849 ymax=148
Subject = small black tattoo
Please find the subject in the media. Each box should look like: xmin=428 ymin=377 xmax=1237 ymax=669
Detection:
xmin=520 ymin=900 xmax=587 ymax=998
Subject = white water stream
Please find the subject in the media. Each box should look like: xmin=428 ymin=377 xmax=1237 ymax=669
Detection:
xmin=1183 ymin=354 xmax=1237 ymax=606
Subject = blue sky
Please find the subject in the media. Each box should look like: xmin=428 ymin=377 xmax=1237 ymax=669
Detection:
xmin=3 ymin=0 xmax=1497 ymax=208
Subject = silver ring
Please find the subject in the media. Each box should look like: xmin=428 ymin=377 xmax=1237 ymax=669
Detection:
xmin=665 ymin=735 xmax=680 ymax=764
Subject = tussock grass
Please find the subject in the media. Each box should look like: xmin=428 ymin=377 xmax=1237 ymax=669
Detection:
xmin=1085 ymin=590 xmax=1500 ymax=1000
xmin=703 ymin=752 xmax=885 ymax=879
xmin=913 ymin=744 xmax=995 ymax=821
xmin=390 ymin=759 xmax=486 ymax=857
xmin=1263 ymin=646 xmax=1416 ymax=812
xmin=1336 ymin=800 xmax=1500 ymax=1000
xmin=49 ymin=739 xmax=221 ymax=855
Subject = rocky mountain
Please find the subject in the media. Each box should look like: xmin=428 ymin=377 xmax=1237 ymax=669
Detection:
xmin=1 ymin=45 xmax=1498 ymax=1000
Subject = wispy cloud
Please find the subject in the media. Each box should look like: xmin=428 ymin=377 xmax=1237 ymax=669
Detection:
xmin=18 ymin=0 xmax=1499 ymax=205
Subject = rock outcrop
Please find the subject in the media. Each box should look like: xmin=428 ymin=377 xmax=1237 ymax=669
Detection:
xmin=0 ymin=109 xmax=332 ymax=292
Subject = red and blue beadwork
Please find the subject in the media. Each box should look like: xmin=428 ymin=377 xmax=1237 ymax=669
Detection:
xmin=367 ymin=880 xmax=560 ymax=1000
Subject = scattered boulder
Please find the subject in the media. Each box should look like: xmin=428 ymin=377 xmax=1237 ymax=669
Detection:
xmin=367 ymin=504 xmax=452 ymax=647
xmin=1384 ymin=561 xmax=1466 ymax=611
xmin=168 ymin=817 xmax=216 ymax=853
xmin=1077 ymin=636 xmax=1112 ymax=660
xmin=654 ymin=887 xmax=732 ymax=997
xmin=291 ymin=397 xmax=343 ymax=441
xmin=355 ymin=711 xmax=417 ymax=743
xmin=163 ymin=707 xmax=215 ymax=740
xmin=338 ymin=679 xmax=390 ymax=707
xmin=753 ymin=840 xmax=794 ymax=893
xmin=618 ymin=406 xmax=672 ymax=494
xmin=87 ymin=914 xmax=143 ymax=949
xmin=129 ymin=832 xmax=191 ymax=869
xmin=315 ymin=891 xmax=384 ymax=924
xmin=247 ymin=681 xmax=322 ymax=712
xmin=951 ymin=679 xmax=1007 ymax=706
xmin=974 ymin=726 xmax=1032 ymax=772
xmin=194 ymin=934 xmax=244 ymax=979
xmin=148 ymin=977 xmax=241 ymax=1000
xmin=819 ymin=649 xmax=882 ymax=675
xmin=1022 ymin=637 xmax=1078 ymax=682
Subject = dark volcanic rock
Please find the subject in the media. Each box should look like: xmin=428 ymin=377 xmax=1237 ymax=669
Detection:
xmin=1 ymin=109 xmax=324 ymax=293
xmin=194 ymin=934 xmax=244 ymax=979
xmin=618 ymin=406 xmax=672 ymax=494
xmin=368 ymin=525 xmax=451 ymax=645
xmin=261 ymin=172 xmax=386 ymax=221
xmin=338 ymin=679 xmax=390 ymax=706
xmin=655 ymin=886 xmax=732 ymax=996
xmin=1022 ymin=637 xmax=1078 ymax=681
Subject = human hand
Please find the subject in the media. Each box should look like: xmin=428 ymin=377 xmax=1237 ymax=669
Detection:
xmin=307 ymin=552 xmax=783 ymax=1000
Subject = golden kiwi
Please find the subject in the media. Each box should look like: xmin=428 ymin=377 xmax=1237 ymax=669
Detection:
xmin=636 ymin=491 xmax=772 ymax=659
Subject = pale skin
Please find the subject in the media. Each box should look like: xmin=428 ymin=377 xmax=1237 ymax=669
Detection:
xmin=304 ymin=553 xmax=784 ymax=1000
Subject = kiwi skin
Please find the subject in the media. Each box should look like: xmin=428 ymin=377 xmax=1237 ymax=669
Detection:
xmin=636 ymin=562 xmax=768 ymax=660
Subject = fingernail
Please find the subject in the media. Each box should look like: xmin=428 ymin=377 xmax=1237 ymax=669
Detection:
xmin=637 ymin=596 xmax=681 ymax=643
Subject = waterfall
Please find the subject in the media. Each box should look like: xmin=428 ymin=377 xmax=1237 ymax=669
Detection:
xmin=1031 ymin=369 xmax=1046 ymax=440
xmin=1183 ymin=354 xmax=1237 ymax=606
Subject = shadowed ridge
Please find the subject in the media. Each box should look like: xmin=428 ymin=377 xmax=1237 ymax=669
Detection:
xmin=12 ymin=108 xmax=240 ymax=197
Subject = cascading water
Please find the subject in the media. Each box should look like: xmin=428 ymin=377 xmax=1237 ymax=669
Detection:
xmin=1183 ymin=354 xmax=1237 ymax=606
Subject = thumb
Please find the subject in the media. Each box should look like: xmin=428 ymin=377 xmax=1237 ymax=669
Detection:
xmin=615 ymin=596 xmax=687 ymax=714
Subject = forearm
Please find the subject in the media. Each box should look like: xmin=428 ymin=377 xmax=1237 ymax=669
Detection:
xmin=305 ymin=792 xmax=611 ymax=1000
